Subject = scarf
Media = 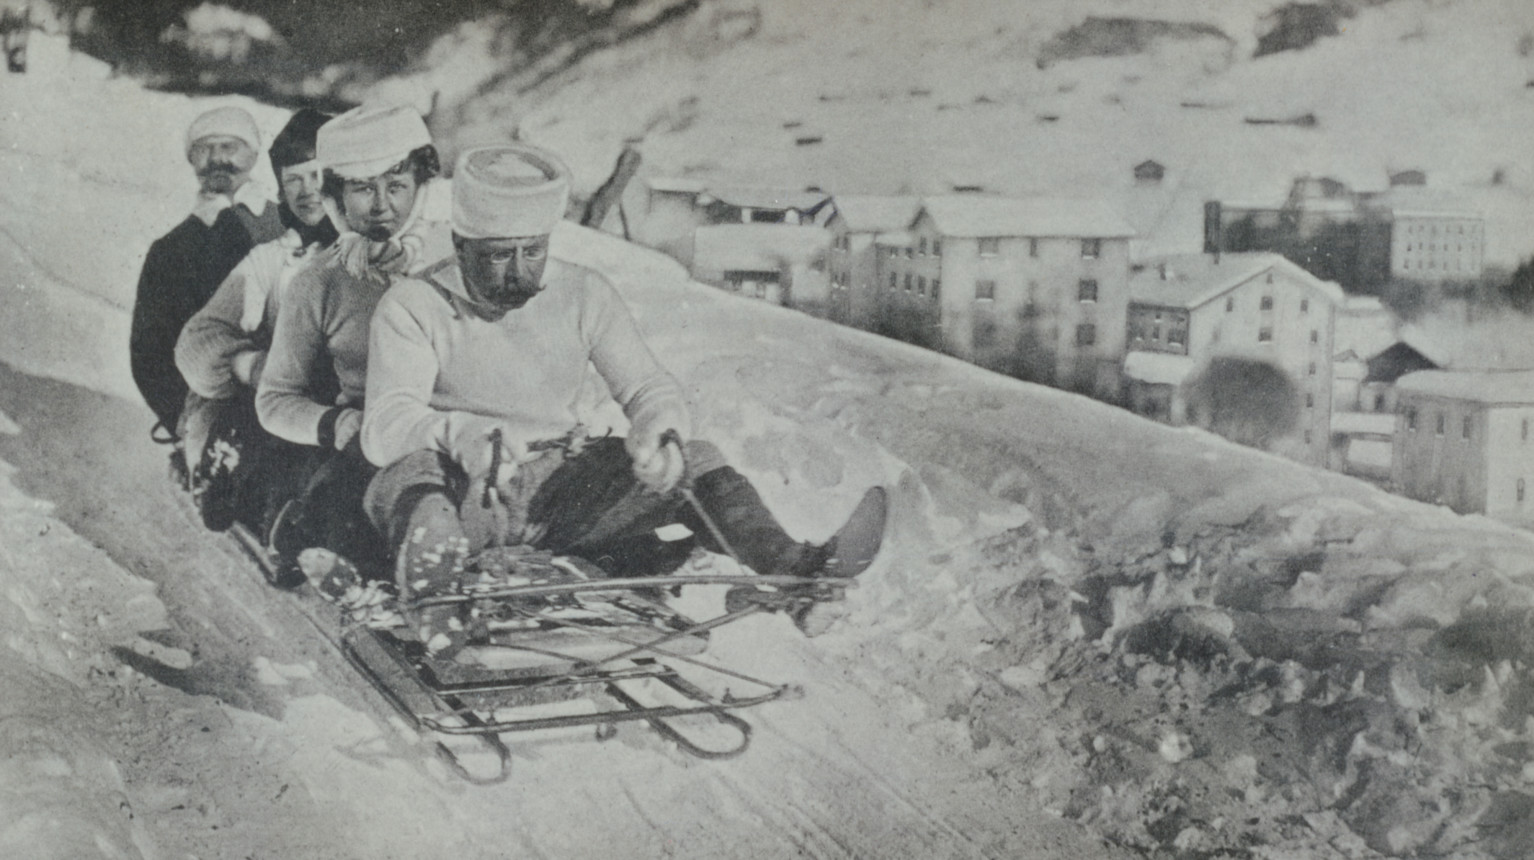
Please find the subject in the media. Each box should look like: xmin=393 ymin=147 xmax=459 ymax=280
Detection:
xmin=321 ymin=181 xmax=435 ymax=286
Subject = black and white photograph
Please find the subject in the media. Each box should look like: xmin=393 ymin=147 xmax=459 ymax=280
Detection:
xmin=3 ymin=1 xmax=1534 ymax=857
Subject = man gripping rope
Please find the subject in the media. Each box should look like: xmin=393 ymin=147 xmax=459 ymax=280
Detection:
xmin=353 ymin=144 xmax=884 ymax=654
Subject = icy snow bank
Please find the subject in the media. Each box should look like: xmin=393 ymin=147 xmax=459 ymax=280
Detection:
xmin=0 ymin=453 xmax=168 ymax=859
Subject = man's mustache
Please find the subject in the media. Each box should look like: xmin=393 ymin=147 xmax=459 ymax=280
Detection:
xmin=199 ymin=162 xmax=238 ymax=176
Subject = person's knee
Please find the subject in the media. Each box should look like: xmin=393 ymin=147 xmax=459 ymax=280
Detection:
xmin=682 ymin=439 xmax=727 ymax=475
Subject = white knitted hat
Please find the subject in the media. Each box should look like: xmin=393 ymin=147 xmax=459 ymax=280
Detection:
xmin=185 ymin=106 xmax=261 ymax=155
xmin=316 ymin=103 xmax=432 ymax=180
xmin=451 ymin=144 xmax=571 ymax=239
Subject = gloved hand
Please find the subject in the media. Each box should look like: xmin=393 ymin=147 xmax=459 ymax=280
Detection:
xmin=231 ymin=349 xmax=266 ymax=388
xmin=332 ymin=407 xmax=363 ymax=451
xmin=629 ymin=428 xmax=684 ymax=494
xmin=463 ymin=428 xmax=529 ymax=489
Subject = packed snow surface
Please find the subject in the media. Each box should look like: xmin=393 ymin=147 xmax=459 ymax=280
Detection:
xmin=5 ymin=6 xmax=1534 ymax=857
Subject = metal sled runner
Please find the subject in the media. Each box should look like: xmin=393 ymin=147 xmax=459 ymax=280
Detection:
xmin=231 ymin=525 xmax=852 ymax=784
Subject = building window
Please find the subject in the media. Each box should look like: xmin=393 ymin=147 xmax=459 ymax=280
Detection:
xmin=1258 ymin=327 xmax=1273 ymax=343
xmin=931 ymin=279 xmax=941 ymax=300
xmin=889 ymin=272 xmax=897 ymax=290
xmin=1463 ymin=415 xmax=1472 ymax=439
xmin=1304 ymin=430 xmax=1312 ymax=444
xmin=1310 ymin=330 xmax=1319 ymax=344
xmin=1300 ymin=299 xmax=1309 ymax=314
xmin=1406 ymin=407 xmax=1417 ymax=431
xmin=976 ymin=279 xmax=996 ymax=301
xmin=917 ymin=276 xmax=927 ymax=296
xmin=1081 ymin=238 xmax=1101 ymax=259
xmin=1519 ymin=478 xmax=1527 ymax=503
xmin=905 ymin=246 xmax=914 ymax=259
xmin=1028 ymin=238 xmax=1039 ymax=258
xmin=933 ymin=239 xmax=942 ymax=257
xmin=1076 ymin=324 xmax=1097 ymax=347
xmin=919 ymin=237 xmax=928 ymax=256
xmin=979 ymin=237 xmax=1000 ymax=257
xmin=1266 ymin=273 xmax=1274 ymax=284
xmin=1152 ymin=325 xmax=1161 ymax=341
xmin=1078 ymin=279 xmax=1098 ymax=302
xmin=1260 ymin=295 xmax=1273 ymax=311
xmin=1308 ymin=361 xmax=1317 ymax=376
xmin=1306 ymin=393 xmax=1314 ymax=408
xmin=1524 ymin=418 xmax=1530 ymax=441
xmin=1225 ymin=296 xmax=1234 ymax=313
xmin=1436 ymin=413 xmax=1445 ymax=435
xmin=904 ymin=273 xmax=913 ymax=291
xmin=1167 ymin=326 xmax=1185 ymax=347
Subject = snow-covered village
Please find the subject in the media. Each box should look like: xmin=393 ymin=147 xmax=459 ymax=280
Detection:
xmin=4 ymin=1 xmax=1534 ymax=858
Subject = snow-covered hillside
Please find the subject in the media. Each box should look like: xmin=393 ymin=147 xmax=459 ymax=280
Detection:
xmin=6 ymin=15 xmax=1534 ymax=860
xmin=408 ymin=0 xmax=1534 ymax=269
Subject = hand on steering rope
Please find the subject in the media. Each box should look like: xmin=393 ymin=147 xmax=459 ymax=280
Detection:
xmin=629 ymin=427 xmax=685 ymax=494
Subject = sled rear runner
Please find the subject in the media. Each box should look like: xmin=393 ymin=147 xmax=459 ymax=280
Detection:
xmin=229 ymin=525 xmax=859 ymax=784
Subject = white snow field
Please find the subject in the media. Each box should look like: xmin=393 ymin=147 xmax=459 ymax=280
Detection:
xmin=3 ymin=1 xmax=1534 ymax=855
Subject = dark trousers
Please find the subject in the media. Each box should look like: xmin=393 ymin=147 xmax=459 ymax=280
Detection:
xmin=298 ymin=444 xmax=385 ymax=574
xmin=364 ymin=438 xmax=803 ymax=578
xmin=179 ymin=390 xmax=308 ymax=535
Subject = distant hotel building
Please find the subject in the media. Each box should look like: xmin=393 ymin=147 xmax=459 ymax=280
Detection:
xmin=1122 ymin=252 xmax=1344 ymax=467
xmin=1393 ymin=370 xmax=1534 ymax=527
xmin=867 ymin=196 xmax=1134 ymax=398
xmin=1204 ymin=175 xmax=1483 ymax=292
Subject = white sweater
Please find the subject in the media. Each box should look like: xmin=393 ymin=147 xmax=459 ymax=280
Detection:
xmin=361 ymin=255 xmax=691 ymax=470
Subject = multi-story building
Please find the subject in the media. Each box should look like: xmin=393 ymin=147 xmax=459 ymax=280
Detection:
xmin=1378 ymin=188 xmax=1484 ymax=282
xmin=1121 ymin=252 xmax=1344 ymax=466
xmin=824 ymin=196 xmax=920 ymax=329
xmin=1203 ymin=175 xmax=1484 ymax=292
xmin=1392 ymin=370 xmax=1534 ymax=527
xmin=1328 ymin=342 xmax=1438 ymax=479
xmin=870 ymin=195 xmax=1133 ymax=397
xmin=633 ymin=178 xmax=833 ymax=270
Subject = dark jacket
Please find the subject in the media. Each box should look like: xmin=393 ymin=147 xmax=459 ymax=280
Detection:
xmin=130 ymin=201 xmax=282 ymax=432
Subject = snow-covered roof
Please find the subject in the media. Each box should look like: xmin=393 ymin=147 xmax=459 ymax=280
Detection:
xmin=830 ymin=195 xmax=920 ymax=233
xmin=703 ymin=186 xmax=831 ymax=212
xmin=1331 ymin=411 xmax=1398 ymax=436
xmin=874 ymin=230 xmax=914 ymax=247
xmin=1123 ymin=351 xmax=1196 ymax=386
xmin=692 ymin=224 xmax=830 ymax=271
xmin=918 ymin=196 xmax=1134 ymax=239
xmin=1129 ymin=252 xmax=1345 ymax=310
xmin=1370 ymin=187 xmax=1481 ymax=219
xmin=1396 ymin=370 xmax=1534 ymax=406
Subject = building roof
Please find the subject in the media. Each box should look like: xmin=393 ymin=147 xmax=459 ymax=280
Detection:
xmin=873 ymin=230 xmax=914 ymax=247
xmin=1369 ymin=187 xmax=1481 ymax=219
xmin=1364 ymin=342 xmax=1438 ymax=384
xmin=1331 ymin=411 xmax=1398 ymax=436
xmin=1396 ymin=370 xmax=1534 ymax=406
xmin=1123 ymin=351 xmax=1196 ymax=386
xmin=692 ymin=224 xmax=830 ymax=272
xmin=918 ymin=195 xmax=1134 ymax=239
xmin=702 ymin=186 xmax=831 ymax=212
xmin=829 ymin=195 xmax=920 ymax=233
xmin=1129 ymin=252 xmax=1346 ymax=310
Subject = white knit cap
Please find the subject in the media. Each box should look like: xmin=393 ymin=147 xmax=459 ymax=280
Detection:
xmin=185 ymin=106 xmax=261 ymax=155
xmin=316 ymin=103 xmax=433 ymax=180
xmin=451 ymin=144 xmax=572 ymax=239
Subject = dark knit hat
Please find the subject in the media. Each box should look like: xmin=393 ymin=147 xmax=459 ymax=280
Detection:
xmin=268 ymin=108 xmax=333 ymax=182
